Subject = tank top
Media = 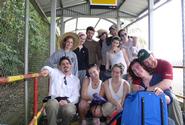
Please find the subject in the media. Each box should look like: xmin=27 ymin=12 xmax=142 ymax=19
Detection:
xmin=108 ymin=78 xmax=125 ymax=101
xmin=87 ymin=78 xmax=102 ymax=99
xmin=109 ymin=50 xmax=127 ymax=74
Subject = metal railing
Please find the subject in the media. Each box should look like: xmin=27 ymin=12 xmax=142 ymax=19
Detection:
xmin=0 ymin=73 xmax=44 ymax=125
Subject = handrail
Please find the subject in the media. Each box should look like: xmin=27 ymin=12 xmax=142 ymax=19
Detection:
xmin=0 ymin=73 xmax=40 ymax=84
xmin=0 ymin=73 xmax=43 ymax=125
xmin=175 ymin=94 xmax=185 ymax=100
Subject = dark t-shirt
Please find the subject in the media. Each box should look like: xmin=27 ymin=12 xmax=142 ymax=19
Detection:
xmin=73 ymin=45 xmax=89 ymax=70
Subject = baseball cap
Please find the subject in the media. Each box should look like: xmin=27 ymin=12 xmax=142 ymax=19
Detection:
xmin=109 ymin=25 xmax=117 ymax=31
xmin=137 ymin=49 xmax=151 ymax=62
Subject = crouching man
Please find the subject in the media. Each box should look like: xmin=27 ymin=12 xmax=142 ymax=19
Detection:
xmin=40 ymin=56 xmax=80 ymax=125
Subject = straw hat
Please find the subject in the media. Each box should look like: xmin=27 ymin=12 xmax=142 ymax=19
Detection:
xmin=96 ymin=29 xmax=108 ymax=38
xmin=59 ymin=32 xmax=80 ymax=50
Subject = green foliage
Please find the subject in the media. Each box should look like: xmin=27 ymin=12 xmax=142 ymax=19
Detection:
xmin=0 ymin=0 xmax=49 ymax=76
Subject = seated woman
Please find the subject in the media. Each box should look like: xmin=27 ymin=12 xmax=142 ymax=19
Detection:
xmin=127 ymin=58 xmax=173 ymax=104
xmin=94 ymin=63 xmax=130 ymax=122
xmin=127 ymin=59 xmax=177 ymax=125
xmin=78 ymin=64 xmax=103 ymax=125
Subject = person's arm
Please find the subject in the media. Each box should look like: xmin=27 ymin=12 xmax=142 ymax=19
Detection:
xmin=153 ymin=87 xmax=171 ymax=104
xmin=148 ymin=60 xmax=173 ymax=91
xmin=96 ymin=42 xmax=102 ymax=66
xmin=99 ymin=83 xmax=105 ymax=97
xmin=121 ymin=81 xmax=130 ymax=106
xmin=104 ymin=80 xmax=122 ymax=111
xmin=46 ymin=51 xmax=59 ymax=68
xmin=40 ymin=66 xmax=53 ymax=77
xmin=122 ymin=48 xmax=130 ymax=66
xmin=105 ymin=51 xmax=110 ymax=70
xmin=73 ymin=53 xmax=78 ymax=77
xmin=81 ymin=77 xmax=91 ymax=101
xmin=147 ymin=79 xmax=172 ymax=91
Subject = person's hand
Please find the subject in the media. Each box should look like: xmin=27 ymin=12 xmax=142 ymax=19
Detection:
xmin=59 ymin=100 xmax=68 ymax=106
xmin=115 ymin=102 xmax=122 ymax=112
xmin=40 ymin=69 xmax=49 ymax=77
xmin=154 ymin=87 xmax=164 ymax=96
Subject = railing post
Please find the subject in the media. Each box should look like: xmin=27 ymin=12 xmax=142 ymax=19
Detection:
xmin=33 ymin=77 xmax=38 ymax=125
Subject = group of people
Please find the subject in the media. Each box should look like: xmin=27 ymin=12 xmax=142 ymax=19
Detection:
xmin=40 ymin=25 xmax=183 ymax=125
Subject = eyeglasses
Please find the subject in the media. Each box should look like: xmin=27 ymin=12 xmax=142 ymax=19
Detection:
xmin=64 ymin=76 xmax=67 ymax=85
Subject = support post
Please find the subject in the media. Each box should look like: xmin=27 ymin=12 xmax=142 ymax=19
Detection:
xmin=50 ymin=0 xmax=57 ymax=55
xmin=181 ymin=0 xmax=185 ymax=109
xmin=148 ymin=0 xmax=154 ymax=51
xmin=24 ymin=0 xmax=29 ymax=124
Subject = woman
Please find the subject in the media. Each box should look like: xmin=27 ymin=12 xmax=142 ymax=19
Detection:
xmin=106 ymin=36 xmax=130 ymax=76
xmin=127 ymin=59 xmax=172 ymax=104
xmin=78 ymin=64 xmax=103 ymax=125
xmin=96 ymin=63 xmax=130 ymax=121
xmin=47 ymin=32 xmax=79 ymax=76
xmin=96 ymin=29 xmax=111 ymax=81
xmin=74 ymin=32 xmax=89 ymax=85
xmin=128 ymin=59 xmax=183 ymax=125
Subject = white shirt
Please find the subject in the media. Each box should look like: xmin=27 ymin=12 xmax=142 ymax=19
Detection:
xmin=87 ymin=78 xmax=102 ymax=99
xmin=42 ymin=66 xmax=80 ymax=104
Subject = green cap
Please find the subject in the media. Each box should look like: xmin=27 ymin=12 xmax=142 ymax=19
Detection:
xmin=137 ymin=49 xmax=151 ymax=62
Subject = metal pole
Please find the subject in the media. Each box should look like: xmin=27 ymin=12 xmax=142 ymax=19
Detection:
xmin=24 ymin=0 xmax=29 ymax=124
xmin=117 ymin=10 xmax=121 ymax=31
xmin=50 ymin=0 xmax=57 ymax=55
xmin=181 ymin=0 xmax=185 ymax=109
xmin=33 ymin=78 xmax=38 ymax=116
xmin=148 ymin=0 xmax=154 ymax=51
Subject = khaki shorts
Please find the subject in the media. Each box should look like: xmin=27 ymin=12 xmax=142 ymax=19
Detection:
xmin=102 ymin=102 xmax=116 ymax=117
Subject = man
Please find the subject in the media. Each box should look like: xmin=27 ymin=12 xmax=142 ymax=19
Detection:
xmin=106 ymin=24 xmax=118 ymax=47
xmin=133 ymin=49 xmax=173 ymax=91
xmin=84 ymin=26 xmax=101 ymax=65
xmin=41 ymin=56 xmax=80 ymax=125
xmin=133 ymin=49 xmax=183 ymax=125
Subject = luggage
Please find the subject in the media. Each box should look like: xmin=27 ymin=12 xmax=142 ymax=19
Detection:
xmin=121 ymin=91 xmax=168 ymax=125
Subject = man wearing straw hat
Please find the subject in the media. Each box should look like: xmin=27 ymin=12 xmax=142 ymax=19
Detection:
xmin=46 ymin=32 xmax=79 ymax=76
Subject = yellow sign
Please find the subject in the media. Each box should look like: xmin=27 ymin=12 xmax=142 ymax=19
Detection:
xmin=90 ymin=0 xmax=117 ymax=5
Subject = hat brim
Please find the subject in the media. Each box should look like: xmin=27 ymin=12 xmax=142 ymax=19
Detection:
xmin=59 ymin=32 xmax=79 ymax=50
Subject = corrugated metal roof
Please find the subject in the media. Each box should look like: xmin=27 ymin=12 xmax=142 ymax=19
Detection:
xmin=33 ymin=0 xmax=159 ymax=19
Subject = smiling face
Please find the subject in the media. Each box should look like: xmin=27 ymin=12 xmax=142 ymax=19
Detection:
xmin=79 ymin=35 xmax=86 ymax=45
xmin=143 ymin=55 xmax=157 ymax=69
xmin=64 ymin=37 xmax=74 ymax=50
xmin=131 ymin=62 xmax=146 ymax=78
xmin=88 ymin=66 xmax=99 ymax=80
xmin=59 ymin=59 xmax=72 ymax=74
xmin=111 ymin=66 xmax=122 ymax=79
xmin=112 ymin=39 xmax=120 ymax=48
xmin=86 ymin=30 xmax=95 ymax=40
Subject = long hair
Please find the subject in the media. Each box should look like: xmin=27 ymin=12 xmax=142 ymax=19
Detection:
xmin=127 ymin=58 xmax=153 ymax=80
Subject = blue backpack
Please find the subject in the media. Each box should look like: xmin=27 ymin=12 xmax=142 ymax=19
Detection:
xmin=121 ymin=91 xmax=168 ymax=125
